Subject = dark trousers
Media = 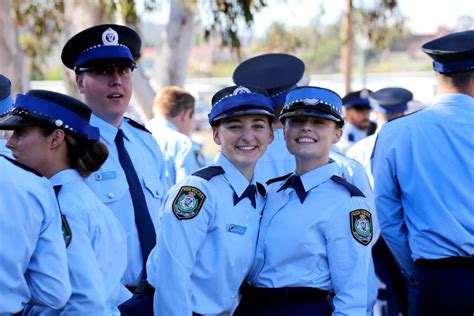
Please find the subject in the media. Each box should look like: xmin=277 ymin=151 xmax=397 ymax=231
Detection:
xmin=372 ymin=237 xmax=408 ymax=316
xmin=408 ymin=257 xmax=474 ymax=316
xmin=119 ymin=281 xmax=155 ymax=316
xmin=234 ymin=285 xmax=333 ymax=316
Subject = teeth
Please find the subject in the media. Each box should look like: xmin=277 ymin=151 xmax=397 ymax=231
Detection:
xmin=108 ymin=94 xmax=122 ymax=98
xmin=297 ymin=137 xmax=315 ymax=143
xmin=237 ymin=146 xmax=256 ymax=151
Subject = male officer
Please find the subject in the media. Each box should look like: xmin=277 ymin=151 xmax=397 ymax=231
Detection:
xmin=372 ymin=30 xmax=474 ymax=316
xmin=146 ymin=86 xmax=207 ymax=187
xmin=61 ymin=24 xmax=168 ymax=312
xmin=233 ymin=54 xmax=373 ymax=199
xmin=336 ymin=89 xmax=374 ymax=153
xmin=348 ymin=87 xmax=413 ymax=316
xmin=0 ymin=74 xmax=13 ymax=154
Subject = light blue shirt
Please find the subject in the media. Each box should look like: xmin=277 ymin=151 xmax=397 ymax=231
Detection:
xmin=0 ymin=156 xmax=70 ymax=314
xmin=147 ymin=154 xmax=265 ymax=315
xmin=86 ymin=114 xmax=168 ymax=286
xmin=372 ymin=93 xmax=474 ymax=278
xmin=146 ymin=117 xmax=207 ymax=187
xmin=346 ymin=133 xmax=378 ymax=189
xmin=27 ymin=169 xmax=130 ymax=315
xmin=0 ymin=139 xmax=11 ymax=157
xmin=248 ymin=162 xmax=375 ymax=316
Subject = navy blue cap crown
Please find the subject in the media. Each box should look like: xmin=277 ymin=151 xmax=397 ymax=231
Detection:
xmin=422 ymin=30 xmax=474 ymax=73
xmin=342 ymin=89 xmax=372 ymax=109
xmin=208 ymin=86 xmax=274 ymax=125
xmin=369 ymin=87 xmax=413 ymax=114
xmin=0 ymin=74 xmax=13 ymax=115
xmin=280 ymin=86 xmax=344 ymax=125
xmin=62 ymin=24 xmax=141 ymax=71
xmin=232 ymin=53 xmax=305 ymax=108
xmin=0 ymin=90 xmax=99 ymax=141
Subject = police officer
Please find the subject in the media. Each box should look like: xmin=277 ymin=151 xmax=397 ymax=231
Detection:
xmin=146 ymin=86 xmax=207 ymax=187
xmin=1 ymin=90 xmax=129 ymax=314
xmin=0 ymin=74 xmax=13 ymax=154
xmin=233 ymin=54 xmax=374 ymax=201
xmin=235 ymin=86 xmax=375 ymax=316
xmin=147 ymin=85 xmax=275 ymax=315
xmin=61 ymin=25 xmax=168 ymax=308
xmin=347 ymin=87 xmax=413 ymax=316
xmin=0 ymin=108 xmax=71 ymax=313
xmin=336 ymin=89 xmax=373 ymax=153
xmin=372 ymin=30 xmax=474 ymax=315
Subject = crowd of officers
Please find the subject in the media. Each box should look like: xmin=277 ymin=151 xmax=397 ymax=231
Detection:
xmin=0 ymin=23 xmax=473 ymax=316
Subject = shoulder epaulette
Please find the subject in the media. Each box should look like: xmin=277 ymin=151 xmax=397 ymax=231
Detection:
xmin=192 ymin=166 xmax=225 ymax=181
xmin=125 ymin=117 xmax=152 ymax=134
xmin=256 ymin=182 xmax=267 ymax=197
xmin=266 ymin=173 xmax=292 ymax=185
xmin=1 ymin=155 xmax=42 ymax=177
xmin=330 ymin=175 xmax=365 ymax=197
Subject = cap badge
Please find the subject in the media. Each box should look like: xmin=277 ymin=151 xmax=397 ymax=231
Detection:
xmin=102 ymin=27 xmax=119 ymax=46
xmin=360 ymin=89 xmax=370 ymax=98
xmin=302 ymin=98 xmax=319 ymax=105
xmin=55 ymin=119 xmax=63 ymax=127
xmin=233 ymin=86 xmax=251 ymax=95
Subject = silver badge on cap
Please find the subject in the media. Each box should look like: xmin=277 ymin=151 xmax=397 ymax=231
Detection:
xmin=302 ymin=98 xmax=319 ymax=105
xmin=102 ymin=27 xmax=119 ymax=46
xmin=233 ymin=86 xmax=251 ymax=95
xmin=361 ymin=89 xmax=370 ymax=98
xmin=55 ymin=119 xmax=63 ymax=127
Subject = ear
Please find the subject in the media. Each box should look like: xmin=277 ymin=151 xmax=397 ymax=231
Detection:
xmin=76 ymin=74 xmax=85 ymax=94
xmin=212 ymin=126 xmax=222 ymax=145
xmin=49 ymin=129 xmax=66 ymax=150
xmin=332 ymin=127 xmax=343 ymax=144
xmin=268 ymin=124 xmax=275 ymax=144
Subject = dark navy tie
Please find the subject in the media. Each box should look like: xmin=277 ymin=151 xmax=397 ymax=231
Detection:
xmin=278 ymin=175 xmax=308 ymax=203
xmin=115 ymin=129 xmax=156 ymax=264
xmin=233 ymin=184 xmax=257 ymax=208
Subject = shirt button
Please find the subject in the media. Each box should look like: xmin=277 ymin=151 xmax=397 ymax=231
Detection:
xmin=155 ymin=189 xmax=160 ymax=195
xmin=108 ymin=193 xmax=115 ymax=199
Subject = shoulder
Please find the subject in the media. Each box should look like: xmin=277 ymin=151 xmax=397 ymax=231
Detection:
xmin=266 ymin=172 xmax=292 ymax=185
xmin=382 ymin=110 xmax=422 ymax=131
xmin=330 ymin=175 xmax=365 ymax=197
xmin=1 ymin=155 xmax=43 ymax=177
xmin=192 ymin=166 xmax=225 ymax=181
xmin=124 ymin=117 xmax=152 ymax=134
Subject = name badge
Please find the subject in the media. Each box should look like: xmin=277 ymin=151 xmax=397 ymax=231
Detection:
xmin=228 ymin=224 xmax=247 ymax=235
xmin=95 ymin=171 xmax=117 ymax=181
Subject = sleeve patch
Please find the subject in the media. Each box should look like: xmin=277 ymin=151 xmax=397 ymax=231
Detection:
xmin=61 ymin=215 xmax=72 ymax=247
xmin=350 ymin=209 xmax=373 ymax=246
xmin=172 ymin=186 xmax=206 ymax=220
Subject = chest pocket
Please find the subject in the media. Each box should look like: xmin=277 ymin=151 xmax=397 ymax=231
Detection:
xmin=87 ymin=168 xmax=129 ymax=204
xmin=142 ymin=176 xmax=164 ymax=199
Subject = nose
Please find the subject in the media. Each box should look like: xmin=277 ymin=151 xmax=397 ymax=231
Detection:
xmin=108 ymin=69 xmax=122 ymax=87
xmin=241 ymin=126 xmax=255 ymax=143
xmin=6 ymin=134 xmax=16 ymax=149
xmin=301 ymin=120 xmax=313 ymax=131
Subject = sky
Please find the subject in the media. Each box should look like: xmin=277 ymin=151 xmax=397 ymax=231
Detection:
xmin=140 ymin=0 xmax=473 ymax=36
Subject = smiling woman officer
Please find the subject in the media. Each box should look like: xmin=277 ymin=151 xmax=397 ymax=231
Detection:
xmin=1 ymin=90 xmax=129 ymax=315
xmin=235 ymin=86 xmax=375 ymax=316
xmin=146 ymin=85 xmax=274 ymax=315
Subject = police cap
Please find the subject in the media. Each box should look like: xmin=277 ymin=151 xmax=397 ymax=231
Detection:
xmin=342 ymin=89 xmax=372 ymax=110
xmin=0 ymin=74 xmax=13 ymax=115
xmin=61 ymin=24 xmax=141 ymax=72
xmin=232 ymin=53 xmax=305 ymax=107
xmin=208 ymin=86 xmax=274 ymax=126
xmin=280 ymin=86 xmax=344 ymax=126
xmin=422 ymin=30 xmax=474 ymax=74
xmin=0 ymin=90 xmax=99 ymax=141
xmin=369 ymin=87 xmax=413 ymax=114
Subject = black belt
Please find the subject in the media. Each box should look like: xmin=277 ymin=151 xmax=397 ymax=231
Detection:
xmin=415 ymin=256 xmax=474 ymax=269
xmin=241 ymin=285 xmax=331 ymax=305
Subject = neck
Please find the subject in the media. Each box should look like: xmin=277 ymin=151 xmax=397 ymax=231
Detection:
xmin=295 ymin=155 xmax=329 ymax=175
xmin=44 ymin=163 xmax=71 ymax=179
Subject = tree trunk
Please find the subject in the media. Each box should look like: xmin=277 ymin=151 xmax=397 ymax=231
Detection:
xmin=0 ymin=0 xmax=28 ymax=95
xmin=63 ymin=0 xmax=110 ymax=99
xmin=341 ymin=0 xmax=353 ymax=95
xmin=153 ymin=0 xmax=196 ymax=89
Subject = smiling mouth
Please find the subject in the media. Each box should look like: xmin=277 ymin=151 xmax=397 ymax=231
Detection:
xmin=296 ymin=137 xmax=316 ymax=143
xmin=107 ymin=93 xmax=123 ymax=99
xmin=236 ymin=145 xmax=258 ymax=151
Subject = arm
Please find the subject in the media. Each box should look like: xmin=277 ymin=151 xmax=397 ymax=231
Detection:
xmin=147 ymin=182 xmax=212 ymax=316
xmin=372 ymin=129 xmax=415 ymax=278
xmin=174 ymin=138 xmax=201 ymax=183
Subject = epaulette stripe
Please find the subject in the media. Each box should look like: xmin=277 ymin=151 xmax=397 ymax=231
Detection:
xmin=192 ymin=166 xmax=225 ymax=181
xmin=1 ymin=154 xmax=42 ymax=177
xmin=125 ymin=117 xmax=152 ymax=134
xmin=330 ymin=175 xmax=365 ymax=197
xmin=266 ymin=172 xmax=292 ymax=185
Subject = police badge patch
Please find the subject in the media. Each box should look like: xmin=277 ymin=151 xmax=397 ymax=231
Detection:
xmin=61 ymin=215 xmax=72 ymax=247
xmin=350 ymin=209 xmax=373 ymax=246
xmin=172 ymin=186 xmax=206 ymax=220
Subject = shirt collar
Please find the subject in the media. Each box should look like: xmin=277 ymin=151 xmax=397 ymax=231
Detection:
xmin=433 ymin=93 xmax=474 ymax=107
xmin=90 ymin=114 xmax=132 ymax=144
xmin=216 ymin=153 xmax=254 ymax=197
xmin=49 ymin=169 xmax=83 ymax=186
xmin=297 ymin=161 xmax=338 ymax=192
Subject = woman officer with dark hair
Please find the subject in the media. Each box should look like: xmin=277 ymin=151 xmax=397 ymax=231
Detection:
xmin=0 ymin=90 xmax=130 ymax=315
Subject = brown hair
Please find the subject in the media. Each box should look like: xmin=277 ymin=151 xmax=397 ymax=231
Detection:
xmin=153 ymin=86 xmax=195 ymax=118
